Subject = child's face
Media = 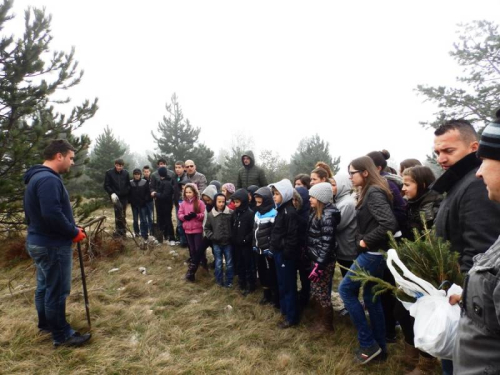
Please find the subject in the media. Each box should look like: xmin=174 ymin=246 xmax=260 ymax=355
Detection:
xmin=309 ymin=196 xmax=318 ymax=208
xmin=216 ymin=196 xmax=226 ymax=211
xmin=295 ymin=179 xmax=304 ymax=188
xmin=185 ymin=187 xmax=195 ymax=200
xmin=292 ymin=196 xmax=299 ymax=209
xmin=273 ymin=189 xmax=282 ymax=205
xmin=175 ymin=164 xmax=184 ymax=176
xmin=255 ymin=196 xmax=263 ymax=207
xmin=233 ymin=199 xmax=242 ymax=208
xmin=402 ymin=175 xmax=418 ymax=200
xmin=330 ymin=179 xmax=338 ymax=196
xmin=310 ymin=173 xmax=325 ymax=187
xmin=143 ymin=169 xmax=151 ymax=178
xmin=133 ymin=173 xmax=141 ymax=181
xmin=202 ymin=195 xmax=213 ymax=206
xmin=248 ymin=193 xmax=252 ymax=202
xmin=221 ymin=187 xmax=228 ymax=197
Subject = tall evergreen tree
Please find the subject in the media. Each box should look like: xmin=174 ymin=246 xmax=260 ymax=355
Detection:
xmin=151 ymin=93 xmax=218 ymax=179
xmin=416 ymin=21 xmax=500 ymax=132
xmin=0 ymin=1 xmax=98 ymax=235
xmin=259 ymin=149 xmax=291 ymax=183
xmin=290 ymin=134 xmax=340 ymax=177
xmin=85 ymin=126 xmax=127 ymax=198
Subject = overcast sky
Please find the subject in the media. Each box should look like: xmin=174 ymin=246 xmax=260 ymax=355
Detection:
xmin=10 ymin=0 xmax=500 ymax=170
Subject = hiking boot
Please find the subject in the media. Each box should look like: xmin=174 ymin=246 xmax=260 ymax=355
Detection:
xmin=354 ymin=343 xmax=382 ymax=364
xmin=54 ymin=332 xmax=91 ymax=347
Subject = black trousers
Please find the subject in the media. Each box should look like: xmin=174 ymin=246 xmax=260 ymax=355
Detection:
xmin=155 ymin=201 xmax=175 ymax=241
xmin=114 ymin=197 xmax=128 ymax=236
xmin=235 ymin=245 xmax=255 ymax=289
xmin=381 ymin=267 xmax=397 ymax=338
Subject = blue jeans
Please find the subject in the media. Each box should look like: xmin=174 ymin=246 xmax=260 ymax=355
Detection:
xmin=132 ymin=205 xmax=148 ymax=239
xmin=175 ymin=205 xmax=187 ymax=245
xmin=274 ymin=251 xmax=299 ymax=325
xmin=213 ymin=244 xmax=233 ymax=286
xmin=26 ymin=243 xmax=75 ymax=344
xmin=144 ymin=201 xmax=154 ymax=235
xmin=339 ymin=252 xmax=386 ymax=350
xmin=441 ymin=359 xmax=453 ymax=375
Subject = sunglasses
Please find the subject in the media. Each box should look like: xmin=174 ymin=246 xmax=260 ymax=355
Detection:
xmin=186 ymin=165 xmax=195 ymax=168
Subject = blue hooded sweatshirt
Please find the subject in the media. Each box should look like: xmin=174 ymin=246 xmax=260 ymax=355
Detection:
xmin=24 ymin=165 xmax=79 ymax=246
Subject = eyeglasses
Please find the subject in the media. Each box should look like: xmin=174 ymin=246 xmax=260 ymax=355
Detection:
xmin=186 ymin=165 xmax=195 ymax=168
xmin=348 ymin=170 xmax=362 ymax=176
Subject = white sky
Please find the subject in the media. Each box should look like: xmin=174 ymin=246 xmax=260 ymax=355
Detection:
xmin=10 ymin=0 xmax=500 ymax=170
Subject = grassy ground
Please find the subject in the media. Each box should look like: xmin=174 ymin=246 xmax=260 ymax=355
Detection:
xmin=0 ymin=212 xmax=440 ymax=374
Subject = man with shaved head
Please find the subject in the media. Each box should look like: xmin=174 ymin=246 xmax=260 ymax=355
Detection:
xmin=184 ymin=160 xmax=207 ymax=193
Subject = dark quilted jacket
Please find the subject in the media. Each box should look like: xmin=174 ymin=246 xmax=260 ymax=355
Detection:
xmin=231 ymin=189 xmax=254 ymax=247
xmin=406 ymin=189 xmax=442 ymax=237
xmin=270 ymin=199 xmax=299 ymax=260
xmin=204 ymin=206 xmax=233 ymax=246
xmin=236 ymin=150 xmax=268 ymax=189
xmin=307 ymin=203 xmax=341 ymax=265
xmin=356 ymin=186 xmax=398 ymax=252
xmin=129 ymin=178 xmax=149 ymax=207
xmin=104 ymin=168 xmax=130 ymax=198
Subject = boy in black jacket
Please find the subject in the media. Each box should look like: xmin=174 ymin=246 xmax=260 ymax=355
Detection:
xmin=129 ymin=169 xmax=150 ymax=244
xmin=151 ymin=167 xmax=175 ymax=244
xmin=231 ymin=188 xmax=255 ymax=295
xmin=269 ymin=179 xmax=300 ymax=328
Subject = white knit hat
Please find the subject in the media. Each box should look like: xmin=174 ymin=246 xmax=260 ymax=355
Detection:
xmin=309 ymin=182 xmax=333 ymax=204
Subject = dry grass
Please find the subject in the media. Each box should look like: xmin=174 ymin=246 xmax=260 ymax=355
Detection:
xmin=0 ymin=208 xmax=442 ymax=375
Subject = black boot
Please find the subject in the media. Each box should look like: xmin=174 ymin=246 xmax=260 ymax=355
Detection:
xmin=259 ymin=288 xmax=273 ymax=305
xmin=185 ymin=262 xmax=197 ymax=282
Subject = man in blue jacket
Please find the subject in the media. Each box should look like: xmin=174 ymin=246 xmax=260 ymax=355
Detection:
xmin=24 ymin=139 xmax=91 ymax=347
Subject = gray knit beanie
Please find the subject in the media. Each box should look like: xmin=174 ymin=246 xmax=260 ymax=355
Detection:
xmin=477 ymin=108 xmax=500 ymax=161
xmin=309 ymin=182 xmax=333 ymax=204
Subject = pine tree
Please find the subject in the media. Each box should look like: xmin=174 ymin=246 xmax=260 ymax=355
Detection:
xmin=0 ymin=1 xmax=98 ymax=236
xmin=86 ymin=126 xmax=127 ymax=198
xmin=290 ymin=134 xmax=340 ymax=177
xmin=416 ymin=20 xmax=500 ymax=132
xmin=151 ymin=93 xmax=218 ymax=179
xmin=259 ymin=149 xmax=291 ymax=183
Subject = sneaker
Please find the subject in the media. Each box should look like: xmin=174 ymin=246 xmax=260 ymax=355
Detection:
xmin=54 ymin=332 xmax=91 ymax=347
xmin=339 ymin=307 xmax=350 ymax=316
xmin=372 ymin=349 xmax=388 ymax=362
xmin=225 ymin=283 xmax=233 ymax=288
xmin=169 ymin=240 xmax=176 ymax=246
xmin=354 ymin=344 xmax=382 ymax=364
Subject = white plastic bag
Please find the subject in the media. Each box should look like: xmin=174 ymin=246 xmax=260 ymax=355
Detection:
xmin=410 ymin=289 xmax=461 ymax=360
xmin=386 ymin=249 xmax=462 ymax=359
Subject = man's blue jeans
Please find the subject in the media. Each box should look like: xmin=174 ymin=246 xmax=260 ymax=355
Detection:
xmin=274 ymin=251 xmax=299 ymax=325
xmin=145 ymin=201 xmax=154 ymax=235
xmin=132 ymin=205 xmax=148 ymax=239
xmin=213 ymin=244 xmax=233 ymax=286
xmin=26 ymin=243 xmax=75 ymax=344
xmin=339 ymin=252 xmax=387 ymax=350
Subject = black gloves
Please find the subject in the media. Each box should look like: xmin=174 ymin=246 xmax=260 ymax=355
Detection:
xmin=184 ymin=212 xmax=196 ymax=221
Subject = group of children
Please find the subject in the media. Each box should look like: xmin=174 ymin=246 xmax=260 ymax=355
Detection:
xmin=124 ymin=151 xmax=443 ymax=371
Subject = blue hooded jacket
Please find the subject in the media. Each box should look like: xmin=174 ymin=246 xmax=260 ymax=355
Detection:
xmin=23 ymin=165 xmax=79 ymax=246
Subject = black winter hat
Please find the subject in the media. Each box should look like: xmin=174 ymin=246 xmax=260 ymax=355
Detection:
xmin=232 ymin=188 xmax=249 ymax=211
xmin=133 ymin=168 xmax=141 ymax=175
xmin=158 ymin=167 xmax=168 ymax=177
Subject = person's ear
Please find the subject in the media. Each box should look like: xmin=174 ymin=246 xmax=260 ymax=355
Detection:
xmin=470 ymin=141 xmax=479 ymax=152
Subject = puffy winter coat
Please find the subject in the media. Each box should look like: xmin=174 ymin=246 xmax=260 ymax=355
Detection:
xmin=204 ymin=206 xmax=233 ymax=246
xmin=356 ymin=186 xmax=398 ymax=252
xmin=186 ymin=171 xmax=208 ymax=193
xmin=231 ymin=189 xmax=254 ymax=248
xmin=178 ymin=183 xmax=206 ymax=234
xmin=104 ymin=168 xmax=130 ymax=198
xmin=432 ymin=152 xmax=500 ymax=272
xmin=333 ymin=174 xmax=358 ymax=261
xmin=453 ymin=236 xmax=500 ymax=374
xmin=406 ymin=189 xmax=442 ymax=236
xmin=236 ymin=150 xmax=268 ymax=189
xmin=307 ymin=203 xmax=340 ymax=265
xmin=154 ymin=176 xmax=175 ymax=205
xmin=129 ymin=178 xmax=149 ymax=207
xmin=269 ymin=180 xmax=299 ymax=260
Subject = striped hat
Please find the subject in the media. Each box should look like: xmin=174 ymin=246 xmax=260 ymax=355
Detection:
xmin=477 ymin=109 xmax=500 ymax=161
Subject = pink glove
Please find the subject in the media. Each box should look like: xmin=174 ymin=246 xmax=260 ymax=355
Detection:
xmin=308 ymin=263 xmax=323 ymax=283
